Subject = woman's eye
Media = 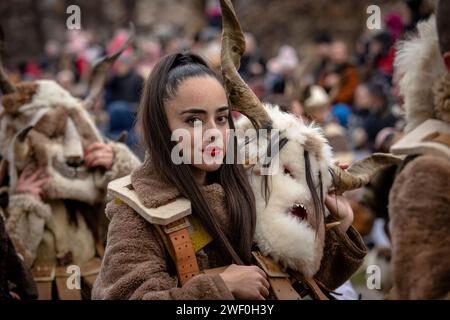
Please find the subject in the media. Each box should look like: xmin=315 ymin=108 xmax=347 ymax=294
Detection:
xmin=187 ymin=118 xmax=202 ymax=126
xmin=217 ymin=115 xmax=228 ymax=124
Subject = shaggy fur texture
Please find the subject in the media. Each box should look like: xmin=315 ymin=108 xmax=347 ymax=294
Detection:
xmin=1 ymin=82 xmax=38 ymax=114
xmin=434 ymin=73 xmax=450 ymax=124
xmin=1 ymin=80 xmax=141 ymax=270
xmin=97 ymin=142 xmax=141 ymax=189
xmin=6 ymin=194 xmax=51 ymax=267
xmin=389 ymin=155 xmax=450 ymax=299
xmin=33 ymin=107 xmax=69 ymax=138
xmin=315 ymin=219 xmax=367 ymax=290
xmin=92 ymin=195 xmax=234 ymax=300
xmin=35 ymin=200 xmax=96 ymax=266
xmin=130 ymin=155 xmax=180 ymax=208
xmin=236 ymin=105 xmax=334 ymax=277
xmin=68 ymin=107 xmax=103 ymax=147
xmin=391 ymin=14 xmax=450 ymax=300
xmin=18 ymin=80 xmax=81 ymax=112
xmin=395 ymin=16 xmax=447 ymax=133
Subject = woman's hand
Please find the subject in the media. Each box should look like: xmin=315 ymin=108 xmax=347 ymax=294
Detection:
xmin=15 ymin=165 xmax=51 ymax=200
xmin=325 ymin=162 xmax=354 ymax=232
xmin=219 ymin=264 xmax=270 ymax=300
xmin=84 ymin=142 xmax=115 ymax=170
xmin=325 ymin=193 xmax=354 ymax=232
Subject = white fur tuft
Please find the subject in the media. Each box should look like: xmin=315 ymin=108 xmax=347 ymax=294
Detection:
xmin=237 ymin=104 xmax=333 ymax=276
xmin=395 ymin=16 xmax=446 ymax=132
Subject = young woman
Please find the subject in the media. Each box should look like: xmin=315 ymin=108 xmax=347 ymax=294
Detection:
xmin=92 ymin=53 xmax=360 ymax=300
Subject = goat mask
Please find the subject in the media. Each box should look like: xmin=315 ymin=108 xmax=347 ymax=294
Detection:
xmin=220 ymin=0 xmax=400 ymax=277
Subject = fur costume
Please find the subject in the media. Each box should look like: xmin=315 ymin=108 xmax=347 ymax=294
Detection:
xmin=389 ymin=16 xmax=450 ymax=299
xmin=0 ymin=27 xmax=141 ymax=299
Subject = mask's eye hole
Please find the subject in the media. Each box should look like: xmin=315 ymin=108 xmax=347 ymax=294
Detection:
xmin=283 ymin=165 xmax=294 ymax=178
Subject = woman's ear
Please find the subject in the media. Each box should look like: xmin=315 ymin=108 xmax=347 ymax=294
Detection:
xmin=443 ymin=52 xmax=450 ymax=73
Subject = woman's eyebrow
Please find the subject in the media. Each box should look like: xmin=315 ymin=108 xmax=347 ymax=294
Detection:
xmin=179 ymin=106 xmax=229 ymax=115
xmin=216 ymin=106 xmax=229 ymax=113
xmin=179 ymin=108 xmax=207 ymax=115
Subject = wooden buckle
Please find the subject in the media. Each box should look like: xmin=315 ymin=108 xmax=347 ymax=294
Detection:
xmin=163 ymin=217 xmax=191 ymax=234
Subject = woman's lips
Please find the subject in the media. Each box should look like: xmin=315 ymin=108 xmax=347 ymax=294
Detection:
xmin=203 ymin=146 xmax=222 ymax=157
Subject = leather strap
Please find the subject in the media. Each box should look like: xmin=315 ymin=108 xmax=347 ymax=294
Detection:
xmin=269 ymin=277 xmax=302 ymax=300
xmin=292 ymin=271 xmax=329 ymax=300
xmin=303 ymin=277 xmax=329 ymax=300
xmin=164 ymin=218 xmax=200 ymax=286
xmin=252 ymin=252 xmax=301 ymax=300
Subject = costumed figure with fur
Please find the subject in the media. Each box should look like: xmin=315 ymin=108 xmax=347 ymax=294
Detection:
xmin=388 ymin=1 xmax=450 ymax=299
xmin=0 ymin=25 xmax=141 ymax=299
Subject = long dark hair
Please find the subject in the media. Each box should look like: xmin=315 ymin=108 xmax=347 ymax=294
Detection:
xmin=138 ymin=53 xmax=256 ymax=265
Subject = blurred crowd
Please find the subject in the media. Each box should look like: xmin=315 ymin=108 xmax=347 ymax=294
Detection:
xmin=0 ymin=0 xmax=435 ymax=298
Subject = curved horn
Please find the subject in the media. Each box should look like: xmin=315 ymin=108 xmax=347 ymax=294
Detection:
xmin=83 ymin=23 xmax=135 ymax=109
xmin=220 ymin=0 xmax=271 ymax=130
xmin=0 ymin=25 xmax=16 ymax=94
xmin=330 ymin=153 xmax=403 ymax=194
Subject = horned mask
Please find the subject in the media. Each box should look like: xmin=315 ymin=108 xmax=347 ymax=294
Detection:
xmin=220 ymin=0 xmax=400 ymax=277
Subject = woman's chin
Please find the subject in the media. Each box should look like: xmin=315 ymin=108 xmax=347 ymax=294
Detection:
xmin=191 ymin=162 xmax=222 ymax=173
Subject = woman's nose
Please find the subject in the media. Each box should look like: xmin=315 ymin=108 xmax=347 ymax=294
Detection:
xmin=203 ymin=126 xmax=222 ymax=144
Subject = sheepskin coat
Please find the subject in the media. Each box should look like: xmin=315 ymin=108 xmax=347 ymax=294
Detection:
xmin=389 ymin=154 xmax=450 ymax=299
xmin=389 ymin=16 xmax=450 ymax=300
xmin=92 ymin=157 xmax=367 ymax=300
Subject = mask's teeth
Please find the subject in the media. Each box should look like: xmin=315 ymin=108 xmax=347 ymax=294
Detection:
xmin=292 ymin=202 xmax=306 ymax=210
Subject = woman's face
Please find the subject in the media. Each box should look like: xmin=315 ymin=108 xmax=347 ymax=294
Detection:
xmin=165 ymin=76 xmax=230 ymax=174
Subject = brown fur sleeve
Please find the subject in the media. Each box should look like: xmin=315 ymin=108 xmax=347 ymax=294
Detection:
xmin=92 ymin=201 xmax=234 ymax=300
xmin=315 ymin=224 xmax=367 ymax=290
xmin=389 ymin=155 xmax=450 ymax=299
